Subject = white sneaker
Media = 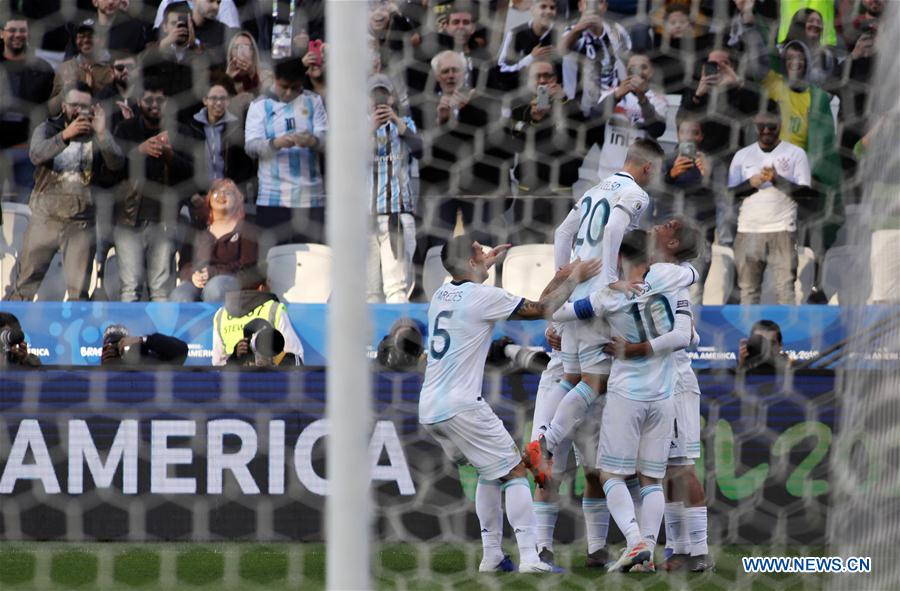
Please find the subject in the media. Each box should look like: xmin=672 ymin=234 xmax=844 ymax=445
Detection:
xmin=607 ymin=541 xmax=652 ymax=573
xmin=479 ymin=555 xmax=516 ymax=573
xmin=519 ymin=561 xmax=563 ymax=574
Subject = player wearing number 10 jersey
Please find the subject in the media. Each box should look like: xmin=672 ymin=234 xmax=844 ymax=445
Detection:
xmin=418 ymin=235 xmax=601 ymax=574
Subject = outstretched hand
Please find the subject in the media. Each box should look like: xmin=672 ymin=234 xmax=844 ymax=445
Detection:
xmin=477 ymin=242 xmax=511 ymax=269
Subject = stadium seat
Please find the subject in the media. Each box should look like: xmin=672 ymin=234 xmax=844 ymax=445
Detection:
xmin=500 ymin=244 xmax=555 ymax=301
xmin=101 ymin=250 xmax=122 ymax=301
xmin=0 ymin=252 xmax=16 ymax=298
xmin=870 ymin=230 xmax=899 ymax=303
xmin=422 ymin=244 xmax=497 ymax=300
xmin=267 ymin=243 xmax=332 ymax=303
xmin=658 ymin=94 xmax=683 ymax=156
xmin=760 ymin=246 xmax=816 ymax=305
xmin=822 ymin=245 xmax=871 ymax=305
xmin=702 ymin=244 xmax=735 ymax=305
xmin=1 ymin=202 xmax=31 ymax=256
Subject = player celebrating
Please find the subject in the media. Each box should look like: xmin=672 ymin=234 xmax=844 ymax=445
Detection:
xmin=553 ymin=221 xmax=701 ymax=573
xmin=526 ymin=138 xmax=667 ymax=486
xmin=418 ymin=236 xmax=600 ymax=574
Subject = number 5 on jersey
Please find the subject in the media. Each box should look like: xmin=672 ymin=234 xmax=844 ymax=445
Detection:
xmin=430 ymin=311 xmax=453 ymax=359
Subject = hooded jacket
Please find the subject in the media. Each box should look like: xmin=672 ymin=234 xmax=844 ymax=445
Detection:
xmin=211 ymin=291 xmax=304 ymax=365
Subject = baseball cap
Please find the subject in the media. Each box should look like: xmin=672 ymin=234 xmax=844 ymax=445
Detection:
xmin=369 ymin=74 xmax=394 ymax=94
xmin=103 ymin=324 xmax=129 ymax=346
xmin=76 ymin=19 xmax=96 ymax=33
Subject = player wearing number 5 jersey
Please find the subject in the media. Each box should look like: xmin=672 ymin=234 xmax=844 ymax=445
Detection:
xmin=553 ymin=222 xmax=702 ymax=573
xmin=526 ymin=139 xmax=667 ymax=487
xmin=418 ymin=235 xmax=601 ymax=574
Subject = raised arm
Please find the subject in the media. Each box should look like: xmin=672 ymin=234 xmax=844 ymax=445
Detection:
xmin=553 ymin=206 xmax=581 ymax=270
xmin=510 ymin=258 xmax=602 ymax=320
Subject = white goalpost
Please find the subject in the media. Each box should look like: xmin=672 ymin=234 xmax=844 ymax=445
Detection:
xmin=325 ymin=0 xmax=372 ymax=589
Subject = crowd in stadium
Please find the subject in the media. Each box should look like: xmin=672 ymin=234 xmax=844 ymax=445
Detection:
xmin=0 ymin=0 xmax=886 ymax=307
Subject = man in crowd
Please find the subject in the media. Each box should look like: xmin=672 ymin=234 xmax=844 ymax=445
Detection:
xmin=8 ymin=83 xmax=124 ymax=302
xmin=88 ymin=0 xmax=150 ymax=56
xmin=112 ymin=79 xmax=194 ymax=302
xmin=98 ymin=53 xmax=139 ymax=131
xmin=50 ymin=19 xmax=114 ymax=116
xmin=245 ymin=57 xmax=328 ymax=255
xmin=0 ymin=312 xmax=42 ymax=367
xmin=737 ymin=319 xmax=792 ymax=372
xmin=0 ymin=15 xmax=55 ymax=203
xmin=179 ymin=0 xmax=235 ymax=63
xmin=728 ymin=102 xmax=811 ymax=305
xmin=100 ymin=324 xmax=189 ymax=366
xmin=497 ymin=0 xmax=558 ymax=88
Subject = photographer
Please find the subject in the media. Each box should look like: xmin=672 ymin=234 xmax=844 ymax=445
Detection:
xmin=100 ymin=324 xmax=189 ymax=366
xmin=212 ymin=288 xmax=304 ymax=366
xmin=8 ymin=82 xmax=124 ymax=302
xmin=0 ymin=313 xmax=41 ymax=367
xmin=737 ymin=320 xmax=792 ymax=373
xmin=227 ymin=319 xmax=302 ymax=367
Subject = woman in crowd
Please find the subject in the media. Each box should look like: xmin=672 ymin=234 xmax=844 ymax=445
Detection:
xmin=170 ymin=179 xmax=262 ymax=303
xmin=225 ymin=31 xmax=273 ymax=115
xmin=782 ymin=8 xmax=839 ymax=87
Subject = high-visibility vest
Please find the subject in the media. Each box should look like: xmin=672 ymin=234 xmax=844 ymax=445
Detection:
xmin=214 ymin=299 xmax=283 ymax=358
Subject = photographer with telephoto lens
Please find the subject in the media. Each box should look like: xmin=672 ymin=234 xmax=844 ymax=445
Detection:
xmin=737 ymin=319 xmax=792 ymax=373
xmin=0 ymin=313 xmax=41 ymax=367
xmin=227 ymin=318 xmax=302 ymax=367
xmin=100 ymin=324 xmax=189 ymax=366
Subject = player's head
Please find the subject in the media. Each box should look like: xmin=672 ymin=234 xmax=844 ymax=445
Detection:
xmin=623 ymin=138 xmax=665 ymax=188
xmin=441 ymin=235 xmax=488 ymax=283
xmin=619 ymin=229 xmax=650 ymax=267
xmin=652 ymin=217 xmax=701 ymax=262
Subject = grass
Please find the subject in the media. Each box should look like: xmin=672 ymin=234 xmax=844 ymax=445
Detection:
xmin=0 ymin=543 xmax=829 ymax=590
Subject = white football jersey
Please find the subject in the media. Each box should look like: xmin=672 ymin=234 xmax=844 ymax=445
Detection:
xmin=595 ymin=263 xmax=694 ymax=401
xmin=569 ymin=171 xmax=649 ymax=300
xmin=418 ymin=282 xmax=524 ymax=424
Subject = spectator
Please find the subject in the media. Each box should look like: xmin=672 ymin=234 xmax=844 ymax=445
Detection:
xmin=778 ymin=0 xmax=837 ymax=47
xmin=367 ymin=75 xmax=423 ymax=304
xmin=650 ymin=4 xmax=712 ymax=94
xmin=560 ymin=0 xmax=631 ymax=107
xmin=49 ymin=20 xmax=115 ymax=116
xmin=112 ymin=79 xmax=195 ymax=302
xmin=302 ymin=41 xmax=327 ymax=102
xmin=155 ymin=0 xmax=242 ymax=30
xmin=8 ymin=83 xmax=124 ymax=302
xmin=506 ymin=59 xmax=588 ymax=243
xmin=0 ymin=15 xmax=55 ymax=203
xmin=245 ymin=57 xmax=328 ymax=254
xmin=369 ymin=0 xmax=419 ymax=66
xmin=212 ymin=289 xmax=304 ymax=366
xmin=225 ymin=31 xmax=273 ymax=115
xmin=100 ymin=324 xmax=189 ymax=366
xmin=728 ymin=102 xmax=812 ymax=305
xmin=0 ymin=312 xmax=42 ymax=367
xmin=782 ymin=8 xmax=838 ymax=87
xmin=188 ymin=0 xmax=236 ymax=59
xmin=171 ymin=179 xmax=261 ymax=303
xmin=226 ymin=319 xmax=303 ymax=367
xmin=497 ymin=0 xmax=558 ymax=88
xmin=593 ymin=53 xmax=667 ymax=181
xmin=737 ymin=320 xmax=791 ymax=372
xmin=761 ymin=40 xmax=842 ymax=199
xmin=843 ymin=0 xmax=882 ymax=50
xmin=97 ymin=53 xmax=139 ymax=132
xmin=678 ymin=47 xmax=763 ymax=160
xmin=837 ymin=13 xmax=877 ymax=189
xmin=185 ymin=80 xmax=254 ymax=192
xmin=88 ymin=0 xmax=150 ymax=57
xmin=140 ymin=1 xmax=203 ymax=123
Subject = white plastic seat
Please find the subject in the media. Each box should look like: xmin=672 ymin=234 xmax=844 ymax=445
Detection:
xmin=0 ymin=252 xmax=16 ymax=299
xmin=422 ymin=244 xmax=497 ymax=301
xmin=500 ymin=244 xmax=555 ymax=302
xmin=1 ymin=202 xmax=31 ymax=256
xmin=822 ymin=244 xmax=870 ymax=305
xmin=267 ymin=243 xmax=332 ymax=303
xmin=702 ymin=244 xmax=735 ymax=305
xmin=760 ymin=246 xmax=815 ymax=305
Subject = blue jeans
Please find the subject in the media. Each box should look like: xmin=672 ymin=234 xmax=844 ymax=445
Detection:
xmin=114 ymin=222 xmax=175 ymax=302
xmin=169 ymin=274 xmax=241 ymax=303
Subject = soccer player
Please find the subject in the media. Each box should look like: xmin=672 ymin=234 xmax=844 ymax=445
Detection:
xmin=525 ymin=138 xmax=667 ymax=485
xmin=418 ymin=236 xmax=601 ymax=574
xmin=553 ymin=221 xmax=701 ymax=573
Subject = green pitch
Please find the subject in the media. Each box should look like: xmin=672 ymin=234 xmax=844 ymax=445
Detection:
xmin=0 ymin=543 xmax=824 ymax=590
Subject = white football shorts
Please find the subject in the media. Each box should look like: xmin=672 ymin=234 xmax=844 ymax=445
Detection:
xmin=424 ymin=406 xmax=521 ymax=481
xmin=668 ymin=387 xmax=701 ymax=465
xmin=597 ymin=393 xmax=674 ymax=479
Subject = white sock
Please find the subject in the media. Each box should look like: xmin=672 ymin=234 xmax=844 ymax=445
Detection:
xmin=686 ymin=506 xmax=709 ymax=556
xmin=532 ymin=380 xmax=573 ymax=439
xmin=582 ymin=497 xmax=610 ymax=554
xmin=626 ymin=477 xmax=642 ymax=524
xmin=543 ymin=381 xmax=596 ymax=453
xmin=476 ymin=479 xmax=504 ymax=564
xmin=503 ymin=478 xmax=540 ymax=564
xmin=638 ymin=484 xmax=665 ymax=551
xmin=532 ymin=501 xmax=559 ymax=553
xmin=603 ymin=478 xmax=641 ymax=548
xmin=664 ymin=502 xmax=688 ymax=554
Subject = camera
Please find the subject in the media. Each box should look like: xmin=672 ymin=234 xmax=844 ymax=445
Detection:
xmin=744 ymin=333 xmax=772 ymax=368
xmin=1 ymin=327 xmax=25 ymax=352
xmin=627 ymin=65 xmax=641 ymax=77
xmin=488 ymin=337 xmax=550 ymax=374
xmin=243 ymin=319 xmax=286 ymax=358
xmin=376 ymin=318 xmax=424 ymax=371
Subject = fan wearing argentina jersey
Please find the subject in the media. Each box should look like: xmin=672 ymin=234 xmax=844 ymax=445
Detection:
xmin=245 ymin=58 xmax=328 ymax=253
xmin=419 ymin=235 xmax=601 ymax=574
xmin=525 ymin=138 xmax=667 ymax=488
xmin=553 ymin=221 xmax=702 ymax=573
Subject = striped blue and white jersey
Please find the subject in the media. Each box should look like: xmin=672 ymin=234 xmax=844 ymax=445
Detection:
xmin=245 ymin=91 xmax=328 ymax=208
xmin=370 ymin=118 xmax=417 ymax=215
xmin=568 ymin=171 xmax=649 ymax=300
xmin=418 ymin=281 xmax=524 ymax=425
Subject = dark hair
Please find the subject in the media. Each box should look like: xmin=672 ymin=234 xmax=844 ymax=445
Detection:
xmin=163 ymin=1 xmax=191 ymax=20
xmin=441 ymin=235 xmax=476 ymax=277
xmin=64 ymin=81 xmax=94 ymax=98
xmin=141 ymin=75 xmax=166 ymax=96
xmin=758 ymin=99 xmax=781 ymax=119
xmin=273 ymin=57 xmax=305 ymax=83
xmin=665 ymin=4 xmax=691 ymax=18
xmin=751 ymin=319 xmax=783 ymax=345
xmin=448 ymin=0 xmax=478 ymax=19
xmin=208 ymin=74 xmax=237 ymax=96
xmin=785 ymin=8 xmax=822 ymax=44
xmin=671 ymin=216 xmax=701 ymax=262
xmin=619 ymin=229 xmax=649 ymax=264
xmin=624 ymin=138 xmax=665 ymax=166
